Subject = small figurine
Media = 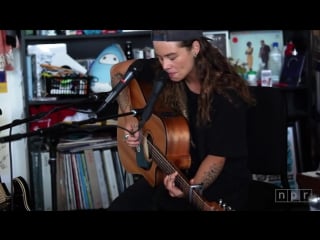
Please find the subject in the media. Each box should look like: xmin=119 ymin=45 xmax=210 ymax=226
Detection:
xmin=285 ymin=40 xmax=295 ymax=56
xmin=88 ymin=43 xmax=127 ymax=93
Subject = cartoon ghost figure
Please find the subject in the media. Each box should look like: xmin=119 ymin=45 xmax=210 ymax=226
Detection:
xmin=89 ymin=43 xmax=127 ymax=93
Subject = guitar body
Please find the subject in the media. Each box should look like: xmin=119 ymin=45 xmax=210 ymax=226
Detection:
xmin=0 ymin=176 xmax=32 ymax=211
xmin=117 ymin=78 xmax=191 ymax=187
xmin=12 ymin=176 xmax=32 ymax=211
xmin=116 ymin=75 xmax=228 ymax=211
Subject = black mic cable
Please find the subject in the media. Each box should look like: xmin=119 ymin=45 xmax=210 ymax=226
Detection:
xmin=138 ymin=70 xmax=169 ymax=130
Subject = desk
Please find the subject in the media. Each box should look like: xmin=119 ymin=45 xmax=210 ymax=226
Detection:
xmin=297 ymin=172 xmax=320 ymax=195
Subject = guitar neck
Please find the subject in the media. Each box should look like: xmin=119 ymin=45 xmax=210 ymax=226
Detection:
xmin=146 ymin=138 xmax=223 ymax=211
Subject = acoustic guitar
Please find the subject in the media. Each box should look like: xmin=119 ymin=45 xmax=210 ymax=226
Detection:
xmin=12 ymin=176 xmax=32 ymax=211
xmin=117 ymin=78 xmax=227 ymax=211
xmin=0 ymin=176 xmax=32 ymax=211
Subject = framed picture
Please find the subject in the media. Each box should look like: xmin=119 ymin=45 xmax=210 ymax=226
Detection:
xmin=229 ymin=30 xmax=283 ymax=74
xmin=203 ymin=31 xmax=230 ymax=57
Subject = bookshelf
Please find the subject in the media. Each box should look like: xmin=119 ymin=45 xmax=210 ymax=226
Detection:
xmin=19 ymin=30 xmax=152 ymax=210
xmin=56 ymin=144 xmax=133 ymax=210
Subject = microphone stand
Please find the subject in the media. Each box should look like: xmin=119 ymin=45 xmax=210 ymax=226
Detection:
xmin=0 ymin=108 xmax=142 ymax=211
xmin=73 ymin=108 xmax=144 ymax=126
xmin=0 ymin=95 xmax=102 ymax=132
xmin=0 ymin=94 xmax=107 ymax=211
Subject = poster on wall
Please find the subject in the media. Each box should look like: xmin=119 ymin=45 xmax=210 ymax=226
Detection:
xmin=229 ymin=30 xmax=284 ymax=75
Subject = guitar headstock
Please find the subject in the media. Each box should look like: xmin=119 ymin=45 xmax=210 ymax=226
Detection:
xmin=205 ymin=199 xmax=233 ymax=211
xmin=218 ymin=199 xmax=233 ymax=211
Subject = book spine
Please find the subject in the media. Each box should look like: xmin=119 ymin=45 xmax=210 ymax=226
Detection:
xmin=70 ymin=153 xmax=82 ymax=209
xmin=80 ymin=152 xmax=94 ymax=209
xmin=40 ymin=151 xmax=52 ymax=211
xmin=65 ymin=153 xmax=76 ymax=210
xmin=93 ymin=150 xmax=110 ymax=208
xmin=84 ymin=149 xmax=103 ymax=209
xmin=111 ymin=148 xmax=125 ymax=193
xmin=30 ymin=151 xmax=44 ymax=210
xmin=101 ymin=149 xmax=119 ymax=202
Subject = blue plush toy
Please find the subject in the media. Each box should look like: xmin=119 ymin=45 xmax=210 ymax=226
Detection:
xmin=88 ymin=43 xmax=127 ymax=93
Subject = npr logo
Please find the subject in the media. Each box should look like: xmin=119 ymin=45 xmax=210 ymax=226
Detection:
xmin=275 ymin=189 xmax=312 ymax=203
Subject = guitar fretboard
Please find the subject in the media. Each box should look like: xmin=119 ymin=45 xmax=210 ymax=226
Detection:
xmin=144 ymin=136 xmax=224 ymax=211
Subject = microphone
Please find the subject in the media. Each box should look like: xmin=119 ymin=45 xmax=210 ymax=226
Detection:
xmin=95 ymin=59 xmax=144 ymax=114
xmin=138 ymin=70 xmax=169 ymax=129
xmin=87 ymin=92 xmax=112 ymax=102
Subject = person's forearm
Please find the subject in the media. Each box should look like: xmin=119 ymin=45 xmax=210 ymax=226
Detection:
xmin=192 ymin=155 xmax=225 ymax=189
xmin=110 ymin=60 xmax=136 ymax=114
xmin=111 ymin=72 xmax=132 ymax=113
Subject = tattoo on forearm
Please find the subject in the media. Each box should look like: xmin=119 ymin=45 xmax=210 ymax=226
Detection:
xmin=202 ymin=162 xmax=224 ymax=189
xmin=118 ymin=90 xmax=131 ymax=112
xmin=112 ymin=73 xmax=132 ymax=112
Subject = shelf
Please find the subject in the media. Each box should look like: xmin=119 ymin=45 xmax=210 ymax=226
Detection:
xmin=22 ymin=30 xmax=151 ymax=42
xmin=21 ymin=30 xmax=152 ymax=107
xmin=27 ymin=93 xmax=107 ymax=105
xmin=29 ymin=97 xmax=89 ymax=105
xmin=21 ymin=31 xmax=153 ymax=60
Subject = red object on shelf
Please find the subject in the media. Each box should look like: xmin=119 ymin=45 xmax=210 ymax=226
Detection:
xmin=285 ymin=41 xmax=295 ymax=56
xmin=29 ymin=105 xmax=76 ymax=132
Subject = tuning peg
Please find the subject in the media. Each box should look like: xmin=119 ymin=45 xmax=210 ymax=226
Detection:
xmin=218 ymin=199 xmax=233 ymax=211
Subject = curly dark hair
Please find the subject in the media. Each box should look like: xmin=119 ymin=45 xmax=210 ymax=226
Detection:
xmin=157 ymin=37 xmax=255 ymax=126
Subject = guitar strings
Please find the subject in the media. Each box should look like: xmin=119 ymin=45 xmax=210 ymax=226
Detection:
xmin=143 ymin=135 xmax=210 ymax=210
xmin=115 ymin=124 xmax=224 ymax=211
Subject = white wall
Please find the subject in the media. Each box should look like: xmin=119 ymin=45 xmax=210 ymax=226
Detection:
xmin=0 ymin=48 xmax=28 ymax=191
